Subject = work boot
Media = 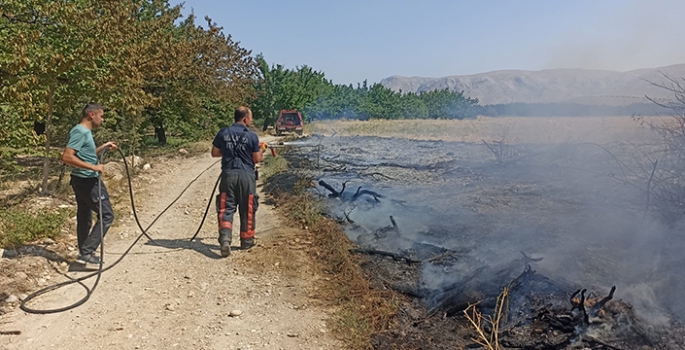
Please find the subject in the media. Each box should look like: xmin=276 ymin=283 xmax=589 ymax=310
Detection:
xmin=218 ymin=232 xmax=231 ymax=258
xmin=220 ymin=241 xmax=231 ymax=257
xmin=77 ymin=254 xmax=102 ymax=265
xmin=240 ymin=238 xmax=255 ymax=250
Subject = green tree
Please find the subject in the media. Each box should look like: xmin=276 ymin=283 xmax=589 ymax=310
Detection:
xmin=1 ymin=0 xmax=259 ymax=193
xmin=399 ymin=92 xmax=428 ymax=119
xmin=1 ymin=0 xmax=110 ymax=193
xmin=144 ymin=11 xmax=257 ymax=145
xmin=419 ymin=88 xmax=479 ymax=119
xmin=360 ymin=83 xmax=402 ymax=119
xmin=251 ymin=55 xmax=328 ymax=128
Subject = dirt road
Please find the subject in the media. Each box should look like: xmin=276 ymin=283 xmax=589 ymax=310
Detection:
xmin=0 ymin=141 xmax=340 ymax=350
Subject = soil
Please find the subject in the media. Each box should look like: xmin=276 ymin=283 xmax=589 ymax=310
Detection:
xmin=0 ymin=136 xmax=341 ymax=350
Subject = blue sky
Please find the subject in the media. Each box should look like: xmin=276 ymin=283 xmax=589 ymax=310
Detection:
xmin=174 ymin=0 xmax=685 ymax=85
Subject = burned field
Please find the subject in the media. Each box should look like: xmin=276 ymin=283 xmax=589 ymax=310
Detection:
xmin=293 ymin=134 xmax=685 ymax=349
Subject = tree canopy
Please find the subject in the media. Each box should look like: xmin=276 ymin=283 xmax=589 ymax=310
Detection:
xmin=1 ymin=0 xmax=259 ymax=192
xmin=250 ymin=56 xmax=480 ymax=128
xmin=1 ymin=0 xmax=258 ymax=149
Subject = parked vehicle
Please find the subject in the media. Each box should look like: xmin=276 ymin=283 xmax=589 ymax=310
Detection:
xmin=275 ymin=110 xmax=303 ymax=136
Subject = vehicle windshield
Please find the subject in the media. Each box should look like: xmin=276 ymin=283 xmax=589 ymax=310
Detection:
xmin=280 ymin=113 xmax=301 ymax=125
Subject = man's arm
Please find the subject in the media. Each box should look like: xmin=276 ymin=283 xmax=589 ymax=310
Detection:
xmin=252 ymin=150 xmax=263 ymax=164
xmin=211 ymin=130 xmax=224 ymax=158
xmin=211 ymin=146 xmax=222 ymax=158
xmin=62 ymin=148 xmax=104 ymax=173
xmin=96 ymin=141 xmax=118 ymax=155
xmin=252 ymin=135 xmax=264 ymax=164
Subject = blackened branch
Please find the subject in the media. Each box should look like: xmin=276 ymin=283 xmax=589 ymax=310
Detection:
xmin=588 ymin=286 xmax=616 ymax=317
xmin=318 ymin=180 xmax=340 ymax=198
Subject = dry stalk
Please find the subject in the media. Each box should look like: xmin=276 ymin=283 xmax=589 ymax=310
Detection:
xmin=463 ymin=287 xmax=509 ymax=350
xmin=482 ymin=139 xmax=518 ymax=166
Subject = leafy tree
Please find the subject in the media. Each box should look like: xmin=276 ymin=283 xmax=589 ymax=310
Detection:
xmin=294 ymin=80 xmax=477 ymax=121
xmin=144 ymin=11 xmax=258 ymax=144
xmin=360 ymin=83 xmax=406 ymax=119
xmin=419 ymin=89 xmax=479 ymax=119
xmin=1 ymin=0 xmax=259 ymax=194
xmin=251 ymin=55 xmax=328 ymax=128
xmin=399 ymin=92 xmax=428 ymax=119
xmin=1 ymin=0 xmax=110 ymax=193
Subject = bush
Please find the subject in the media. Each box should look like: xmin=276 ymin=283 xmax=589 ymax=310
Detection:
xmin=0 ymin=148 xmax=23 ymax=191
xmin=0 ymin=208 xmax=73 ymax=249
xmin=0 ymin=162 xmax=22 ymax=189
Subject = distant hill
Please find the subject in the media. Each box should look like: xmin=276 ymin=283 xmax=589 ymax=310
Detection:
xmin=379 ymin=64 xmax=685 ymax=105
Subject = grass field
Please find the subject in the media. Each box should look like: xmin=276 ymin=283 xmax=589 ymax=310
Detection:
xmin=309 ymin=116 xmax=666 ymax=144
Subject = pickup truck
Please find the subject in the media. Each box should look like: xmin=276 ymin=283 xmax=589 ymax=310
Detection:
xmin=275 ymin=110 xmax=303 ymax=136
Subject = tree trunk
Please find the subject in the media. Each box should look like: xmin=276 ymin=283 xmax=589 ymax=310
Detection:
xmin=155 ymin=124 xmax=167 ymax=145
xmin=40 ymin=85 xmax=55 ymax=195
xmin=262 ymin=109 xmax=277 ymax=131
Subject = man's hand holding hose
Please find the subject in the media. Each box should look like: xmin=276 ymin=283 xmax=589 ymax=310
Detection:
xmin=97 ymin=141 xmax=118 ymax=155
xmin=90 ymin=142 xmax=117 ymax=173
xmin=259 ymin=142 xmax=277 ymax=157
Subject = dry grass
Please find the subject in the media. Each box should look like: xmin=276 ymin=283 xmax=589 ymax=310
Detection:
xmin=310 ymin=116 xmax=662 ymax=144
xmin=275 ymin=189 xmax=399 ymax=349
xmin=258 ymin=154 xmax=289 ymax=179
xmin=259 ymin=154 xmax=400 ymax=350
xmin=463 ymin=287 xmax=509 ymax=350
xmin=303 ymin=123 xmax=317 ymax=135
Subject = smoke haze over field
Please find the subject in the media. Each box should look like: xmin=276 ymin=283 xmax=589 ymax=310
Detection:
xmin=306 ymin=126 xmax=685 ymax=330
xmin=379 ymin=64 xmax=685 ymax=105
xmin=544 ymin=1 xmax=685 ymax=72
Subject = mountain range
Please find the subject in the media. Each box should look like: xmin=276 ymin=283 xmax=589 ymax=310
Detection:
xmin=379 ymin=64 xmax=685 ymax=105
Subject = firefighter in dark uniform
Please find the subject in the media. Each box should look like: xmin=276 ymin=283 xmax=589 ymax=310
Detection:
xmin=211 ymin=106 xmax=265 ymax=257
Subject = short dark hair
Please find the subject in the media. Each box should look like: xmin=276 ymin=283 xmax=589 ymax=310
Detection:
xmin=234 ymin=106 xmax=252 ymax=123
xmin=81 ymin=102 xmax=103 ymax=120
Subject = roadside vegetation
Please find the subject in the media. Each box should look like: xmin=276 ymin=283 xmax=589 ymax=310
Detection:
xmin=0 ymin=208 xmax=73 ymax=250
xmin=259 ymin=153 xmax=400 ymax=349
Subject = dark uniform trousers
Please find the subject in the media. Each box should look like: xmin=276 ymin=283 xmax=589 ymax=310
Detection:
xmin=216 ymin=171 xmax=258 ymax=246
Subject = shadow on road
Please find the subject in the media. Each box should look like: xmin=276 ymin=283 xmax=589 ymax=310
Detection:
xmin=144 ymin=238 xmax=223 ymax=260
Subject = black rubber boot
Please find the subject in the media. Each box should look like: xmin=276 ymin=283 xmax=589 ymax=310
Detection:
xmin=220 ymin=241 xmax=231 ymax=257
xmin=240 ymin=238 xmax=255 ymax=250
xmin=219 ymin=232 xmax=232 ymax=258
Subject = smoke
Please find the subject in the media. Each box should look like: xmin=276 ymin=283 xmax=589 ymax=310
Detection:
xmin=544 ymin=1 xmax=685 ymax=71
xmin=311 ymin=133 xmax=685 ymax=327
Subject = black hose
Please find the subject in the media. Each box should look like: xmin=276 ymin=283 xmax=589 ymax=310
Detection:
xmin=20 ymin=148 xmax=220 ymax=314
xmin=189 ymin=174 xmax=221 ymax=242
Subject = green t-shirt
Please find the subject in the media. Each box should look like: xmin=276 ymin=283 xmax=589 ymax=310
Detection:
xmin=66 ymin=124 xmax=98 ymax=178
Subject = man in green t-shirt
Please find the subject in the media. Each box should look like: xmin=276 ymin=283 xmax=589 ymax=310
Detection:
xmin=61 ymin=103 xmax=118 ymax=265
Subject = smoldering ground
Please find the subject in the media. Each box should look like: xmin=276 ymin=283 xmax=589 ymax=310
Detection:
xmin=297 ymin=131 xmax=685 ymax=347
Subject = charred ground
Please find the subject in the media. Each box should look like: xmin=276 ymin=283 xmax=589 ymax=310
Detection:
xmin=286 ymin=133 xmax=685 ymax=350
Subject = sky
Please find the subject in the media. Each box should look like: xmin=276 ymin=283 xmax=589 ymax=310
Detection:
xmin=173 ymin=0 xmax=685 ymax=85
